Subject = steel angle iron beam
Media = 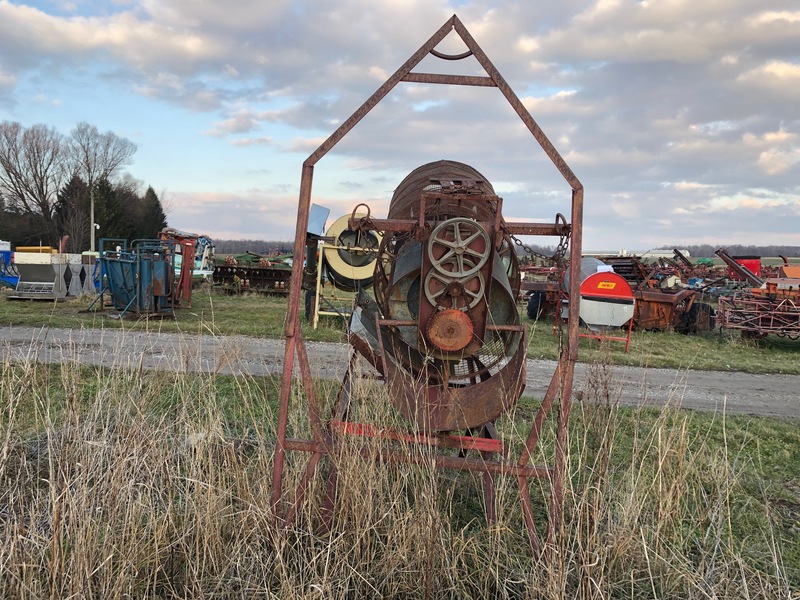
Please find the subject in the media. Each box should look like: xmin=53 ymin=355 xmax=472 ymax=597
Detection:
xmin=271 ymin=14 xmax=584 ymax=558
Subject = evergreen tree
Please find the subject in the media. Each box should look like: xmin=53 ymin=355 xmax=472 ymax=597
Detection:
xmin=138 ymin=186 xmax=168 ymax=239
xmin=54 ymin=175 xmax=90 ymax=252
xmin=93 ymin=178 xmax=128 ymax=242
xmin=117 ymin=184 xmax=145 ymax=241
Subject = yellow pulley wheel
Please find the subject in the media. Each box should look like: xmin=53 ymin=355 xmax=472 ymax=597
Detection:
xmin=322 ymin=213 xmax=382 ymax=290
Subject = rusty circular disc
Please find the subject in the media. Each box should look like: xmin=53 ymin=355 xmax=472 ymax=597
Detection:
xmin=426 ymin=309 xmax=474 ymax=352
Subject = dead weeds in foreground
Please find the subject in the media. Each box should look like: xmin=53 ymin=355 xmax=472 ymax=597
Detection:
xmin=0 ymin=335 xmax=794 ymax=598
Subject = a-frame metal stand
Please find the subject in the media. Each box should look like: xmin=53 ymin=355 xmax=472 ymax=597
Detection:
xmin=271 ymin=14 xmax=584 ymax=556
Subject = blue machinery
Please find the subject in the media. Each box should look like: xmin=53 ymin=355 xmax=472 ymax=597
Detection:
xmin=90 ymin=238 xmax=176 ymax=318
xmin=0 ymin=243 xmax=18 ymax=289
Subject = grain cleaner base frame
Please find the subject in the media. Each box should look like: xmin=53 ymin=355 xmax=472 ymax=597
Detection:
xmin=271 ymin=15 xmax=584 ymax=555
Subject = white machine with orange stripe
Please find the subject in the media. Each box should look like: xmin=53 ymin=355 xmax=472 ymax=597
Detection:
xmin=575 ymin=259 xmax=636 ymax=330
xmin=562 ymin=257 xmax=636 ymax=350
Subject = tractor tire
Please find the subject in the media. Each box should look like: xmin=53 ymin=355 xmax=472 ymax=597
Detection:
xmin=527 ymin=290 xmax=545 ymax=320
xmin=677 ymin=302 xmax=715 ymax=335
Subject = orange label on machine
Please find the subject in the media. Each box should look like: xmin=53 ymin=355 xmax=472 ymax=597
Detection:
xmin=597 ymin=281 xmax=616 ymax=290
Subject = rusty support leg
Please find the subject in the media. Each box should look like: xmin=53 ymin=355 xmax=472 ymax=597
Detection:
xmin=546 ymin=185 xmax=584 ymax=556
xmin=519 ymin=363 xmax=562 ymax=467
xmin=480 ymin=422 xmax=499 ymax=524
xmin=270 ymin=332 xmax=296 ymax=520
xmin=518 ymin=476 xmax=543 ymax=556
xmin=516 ymin=363 xmax=561 ymax=554
xmin=271 ymin=164 xmax=316 ymax=520
xmin=295 ymin=327 xmax=325 ymax=442
xmin=284 ymin=450 xmax=327 ymax=528
xmin=321 ymin=360 xmax=357 ymax=531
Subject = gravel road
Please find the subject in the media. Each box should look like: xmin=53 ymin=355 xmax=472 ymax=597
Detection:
xmin=1 ymin=325 xmax=796 ymax=419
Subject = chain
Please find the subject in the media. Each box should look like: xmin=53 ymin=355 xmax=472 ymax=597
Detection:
xmin=511 ymin=213 xmax=571 ymax=268
xmin=512 ymin=235 xmax=552 ymax=262
xmin=552 ymin=213 xmax=571 ymax=265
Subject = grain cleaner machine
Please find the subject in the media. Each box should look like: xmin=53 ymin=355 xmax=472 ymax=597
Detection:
xmin=270 ymin=15 xmax=584 ymax=555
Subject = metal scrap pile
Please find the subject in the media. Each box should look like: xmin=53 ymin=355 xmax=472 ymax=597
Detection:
xmin=715 ymin=250 xmax=800 ymax=339
xmin=522 ymin=249 xmax=715 ymax=334
xmin=594 ymin=254 xmax=714 ymax=333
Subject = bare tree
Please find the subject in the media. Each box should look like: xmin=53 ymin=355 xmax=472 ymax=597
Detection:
xmin=116 ymin=172 xmax=144 ymax=196
xmin=0 ymin=121 xmax=70 ymax=244
xmin=158 ymin=187 xmax=173 ymax=218
xmin=69 ymin=122 xmax=136 ymax=250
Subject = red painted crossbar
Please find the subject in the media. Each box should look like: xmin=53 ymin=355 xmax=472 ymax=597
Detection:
xmin=330 ymin=420 xmax=504 ymax=454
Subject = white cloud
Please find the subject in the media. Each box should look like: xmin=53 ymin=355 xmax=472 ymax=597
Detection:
xmin=521 ymin=89 xmax=577 ymax=114
xmin=737 ymin=61 xmax=800 ymax=99
xmin=749 ymin=10 xmax=800 ymax=24
xmin=230 ymin=137 xmax=274 ymax=147
xmin=669 ymin=181 xmax=719 ymax=191
xmin=0 ymin=70 xmax=16 ymax=89
xmin=707 ymin=190 xmax=798 ymax=211
xmin=758 ymin=146 xmax=800 ymax=175
xmin=206 ymin=110 xmax=263 ymax=136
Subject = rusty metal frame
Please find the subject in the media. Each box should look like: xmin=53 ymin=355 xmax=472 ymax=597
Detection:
xmin=271 ymin=14 xmax=584 ymax=556
xmin=718 ymin=293 xmax=800 ymax=338
xmin=579 ymin=314 xmax=635 ymax=352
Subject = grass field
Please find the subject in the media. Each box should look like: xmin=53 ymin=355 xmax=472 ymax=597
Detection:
xmin=2 ymin=285 xmax=799 ymax=375
xmin=0 ymin=354 xmax=797 ymax=598
xmin=1 ymin=284 xmax=799 ymax=597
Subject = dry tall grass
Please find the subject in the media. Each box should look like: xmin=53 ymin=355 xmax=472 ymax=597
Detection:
xmin=0 ymin=331 xmax=794 ymax=598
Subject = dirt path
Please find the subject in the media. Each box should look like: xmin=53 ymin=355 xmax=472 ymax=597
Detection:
xmin=1 ymin=325 xmax=796 ymax=419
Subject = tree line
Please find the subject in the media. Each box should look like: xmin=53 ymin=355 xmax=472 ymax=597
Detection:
xmin=658 ymin=244 xmax=800 ymax=258
xmin=0 ymin=121 xmax=167 ymax=253
xmin=212 ymin=239 xmax=294 ymax=255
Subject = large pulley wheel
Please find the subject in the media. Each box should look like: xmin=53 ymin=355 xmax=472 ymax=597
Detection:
xmin=427 ymin=218 xmax=491 ymax=278
xmin=424 ymin=269 xmax=485 ymax=310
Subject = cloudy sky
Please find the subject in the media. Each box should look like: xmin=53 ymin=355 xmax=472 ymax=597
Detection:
xmin=1 ymin=0 xmax=798 ymax=251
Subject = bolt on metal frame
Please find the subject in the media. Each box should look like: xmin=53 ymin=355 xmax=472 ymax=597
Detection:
xmin=271 ymin=14 xmax=584 ymax=555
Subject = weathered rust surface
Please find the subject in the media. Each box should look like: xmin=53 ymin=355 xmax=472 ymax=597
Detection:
xmin=633 ymin=288 xmax=694 ymax=330
xmin=361 ymin=161 xmax=525 ymax=432
xmin=426 ymin=308 xmax=474 ymax=351
xmin=381 ymin=326 xmax=528 ymax=431
xmin=717 ymin=268 xmax=800 ymax=338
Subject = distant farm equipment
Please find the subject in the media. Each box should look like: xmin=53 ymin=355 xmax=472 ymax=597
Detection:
xmin=302 ymin=209 xmax=382 ymax=328
xmin=159 ymin=227 xmax=215 ymax=297
xmin=212 ymin=251 xmax=292 ymax=294
xmin=600 ymin=254 xmax=715 ymax=334
xmin=716 ymin=249 xmax=800 ymax=339
xmin=90 ymin=238 xmax=180 ymax=319
xmin=6 ymin=245 xmax=97 ymax=301
xmin=524 ymin=250 xmax=715 ymax=335
xmin=567 ymin=258 xmax=636 ymax=350
xmin=0 ymin=240 xmax=19 ymax=289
